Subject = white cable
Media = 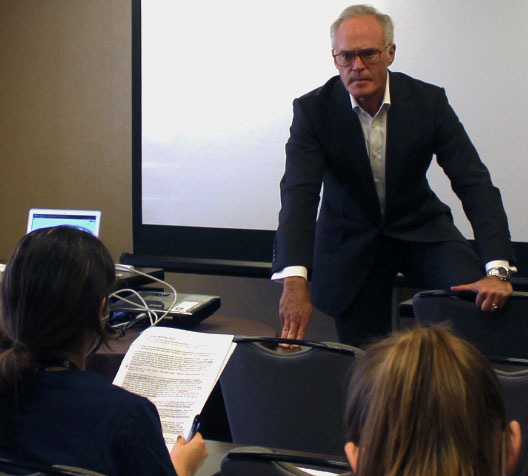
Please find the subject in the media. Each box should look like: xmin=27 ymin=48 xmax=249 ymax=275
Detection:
xmin=109 ymin=288 xmax=157 ymax=325
xmin=108 ymin=313 xmax=148 ymax=329
xmin=109 ymin=267 xmax=178 ymax=327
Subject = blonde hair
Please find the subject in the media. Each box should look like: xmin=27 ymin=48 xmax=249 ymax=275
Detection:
xmin=345 ymin=326 xmax=507 ymax=476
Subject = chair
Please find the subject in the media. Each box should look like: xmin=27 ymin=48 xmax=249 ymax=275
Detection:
xmin=412 ymin=290 xmax=528 ymax=360
xmin=219 ymin=337 xmax=362 ymax=456
xmin=220 ymin=446 xmax=351 ymax=476
xmin=0 ymin=457 xmax=105 ymax=475
xmin=496 ymin=367 xmax=528 ymax=476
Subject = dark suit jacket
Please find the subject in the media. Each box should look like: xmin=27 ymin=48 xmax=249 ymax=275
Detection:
xmin=272 ymin=72 xmax=515 ymax=317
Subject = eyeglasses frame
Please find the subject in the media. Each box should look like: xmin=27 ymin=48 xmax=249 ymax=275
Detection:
xmin=332 ymin=42 xmax=392 ymax=67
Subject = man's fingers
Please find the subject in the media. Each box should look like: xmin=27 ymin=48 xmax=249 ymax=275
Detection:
xmin=281 ymin=325 xmax=297 ymax=339
xmin=297 ymin=318 xmax=309 ymax=340
xmin=475 ymin=292 xmax=487 ymax=310
xmin=453 ymin=276 xmax=513 ymax=312
xmin=451 ymin=284 xmax=471 ymax=292
xmin=279 ymin=279 xmax=312 ymax=339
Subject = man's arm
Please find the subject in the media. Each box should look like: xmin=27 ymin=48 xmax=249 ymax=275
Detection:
xmin=272 ymin=96 xmax=326 ymax=338
xmin=273 ymin=97 xmax=325 ymax=273
xmin=432 ymin=88 xmax=516 ymax=310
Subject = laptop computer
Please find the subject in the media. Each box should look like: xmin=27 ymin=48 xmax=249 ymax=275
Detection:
xmin=27 ymin=208 xmax=102 ymax=236
xmin=23 ymin=209 xmax=135 ymax=277
xmin=0 ymin=209 xmax=102 ymax=273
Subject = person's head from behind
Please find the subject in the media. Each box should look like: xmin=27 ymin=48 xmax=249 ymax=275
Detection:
xmin=0 ymin=226 xmax=115 ymax=375
xmin=344 ymin=326 xmax=522 ymax=476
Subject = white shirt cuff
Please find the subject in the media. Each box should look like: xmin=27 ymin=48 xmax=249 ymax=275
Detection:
xmin=271 ymin=266 xmax=308 ymax=282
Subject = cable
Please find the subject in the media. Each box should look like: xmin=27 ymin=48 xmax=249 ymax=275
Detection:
xmin=109 ymin=267 xmax=178 ymax=327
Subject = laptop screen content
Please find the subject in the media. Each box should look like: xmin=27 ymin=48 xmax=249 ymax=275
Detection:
xmin=27 ymin=209 xmax=102 ymax=237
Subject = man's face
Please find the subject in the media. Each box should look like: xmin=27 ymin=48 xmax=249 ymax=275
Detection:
xmin=333 ymin=15 xmax=395 ymax=109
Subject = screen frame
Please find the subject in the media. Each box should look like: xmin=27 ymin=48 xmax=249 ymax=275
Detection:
xmin=131 ymin=0 xmax=274 ymax=277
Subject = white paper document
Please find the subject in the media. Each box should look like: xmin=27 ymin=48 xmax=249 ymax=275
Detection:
xmin=113 ymin=326 xmax=236 ymax=447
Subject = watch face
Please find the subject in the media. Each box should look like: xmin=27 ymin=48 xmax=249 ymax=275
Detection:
xmin=489 ymin=267 xmax=510 ymax=280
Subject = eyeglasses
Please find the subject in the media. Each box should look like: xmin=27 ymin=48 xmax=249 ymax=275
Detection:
xmin=333 ymin=43 xmax=391 ymax=67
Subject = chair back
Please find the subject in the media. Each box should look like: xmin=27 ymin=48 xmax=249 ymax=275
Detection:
xmin=220 ymin=446 xmax=351 ymax=476
xmin=496 ymin=368 xmax=528 ymax=476
xmin=413 ymin=291 xmax=528 ymax=360
xmin=219 ymin=337 xmax=361 ymax=456
xmin=0 ymin=457 xmax=106 ymax=476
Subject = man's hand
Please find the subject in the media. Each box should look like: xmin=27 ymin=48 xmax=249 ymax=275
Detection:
xmin=451 ymin=276 xmax=513 ymax=311
xmin=279 ymin=277 xmax=313 ymax=341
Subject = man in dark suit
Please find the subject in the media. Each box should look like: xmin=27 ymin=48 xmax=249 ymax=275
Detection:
xmin=272 ymin=5 xmax=515 ymax=347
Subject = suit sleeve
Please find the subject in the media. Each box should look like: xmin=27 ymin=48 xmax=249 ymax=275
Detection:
xmin=272 ymin=97 xmax=325 ymax=274
xmin=432 ymin=88 xmax=515 ymax=264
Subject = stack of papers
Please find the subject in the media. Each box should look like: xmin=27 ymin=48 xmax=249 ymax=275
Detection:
xmin=113 ymin=326 xmax=236 ymax=447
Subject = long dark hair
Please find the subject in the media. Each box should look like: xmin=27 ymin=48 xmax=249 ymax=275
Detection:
xmin=0 ymin=226 xmax=115 ymax=442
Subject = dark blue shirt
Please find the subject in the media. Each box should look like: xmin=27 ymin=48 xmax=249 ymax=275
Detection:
xmin=0 ymin=367 xmax=176 ymax=476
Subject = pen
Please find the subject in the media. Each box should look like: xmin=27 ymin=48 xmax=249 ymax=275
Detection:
xmin=186 ymin=414 xmax=201 ymax=441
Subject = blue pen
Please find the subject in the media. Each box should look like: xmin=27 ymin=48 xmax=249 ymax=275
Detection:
xmin=186 ymin=414 xmax=201 ymax=441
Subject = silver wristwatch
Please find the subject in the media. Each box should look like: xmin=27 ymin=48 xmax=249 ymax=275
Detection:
xmin=487 ymin=266 xmax=511 ymax=282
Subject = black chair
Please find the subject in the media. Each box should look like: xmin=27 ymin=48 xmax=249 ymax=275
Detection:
xmin=413 ymin=290 xmax=528 ymax=361
xmin=219 ymin=337 xmax=362 ymax=456
xmin=220 ymin=446 xmax=352 ymax=476
xmin=496 ymin=367 xmax=528 ymax=476
xmin=0 ymin=457 xmax=105 ymax=476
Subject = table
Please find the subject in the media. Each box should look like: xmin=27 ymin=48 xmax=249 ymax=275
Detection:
xmin=112 ymin=267 xmax=165 ymax=291
xmin=197 ymin=440 xmax=236 ymax=476
xmin=196 ymin=441 xmax=351 ymax=476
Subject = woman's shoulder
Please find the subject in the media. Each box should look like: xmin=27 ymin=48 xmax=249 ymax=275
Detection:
xmin=38 ymin=368 xmax=155 ymax=413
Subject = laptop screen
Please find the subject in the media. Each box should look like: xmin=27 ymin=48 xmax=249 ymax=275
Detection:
xmin=27 ymin=209 xmax=102 ymax=237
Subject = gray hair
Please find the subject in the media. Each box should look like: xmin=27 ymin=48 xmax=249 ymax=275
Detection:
xmin=330 ymin=4 xmax=394 ymax=49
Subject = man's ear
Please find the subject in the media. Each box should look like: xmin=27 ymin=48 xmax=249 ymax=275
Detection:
xmin=386 ymin=43 xmax=396 ymax=66
xmin=506 ymin=420 xmax=522 ymax=474
xmin=344 ymin=441 xmax=359 ymax=473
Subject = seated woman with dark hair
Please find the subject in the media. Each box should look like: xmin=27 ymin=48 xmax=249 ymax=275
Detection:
xmin=0 ymin=226 xmax=207 ymax=476
xmin=344 ymin=326 xmax=522 ymax=476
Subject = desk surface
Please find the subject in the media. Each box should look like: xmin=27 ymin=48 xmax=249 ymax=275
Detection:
xmin=198 ymin=440 xmax=236 ymax=476
xmin=111 ymin=267 xmax=165 ymax=291
xmin=196 ymin=441 xmax=350 ymax=476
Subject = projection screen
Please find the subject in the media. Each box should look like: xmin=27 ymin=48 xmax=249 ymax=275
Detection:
xmin=130 ymin=0 xmax=528 ymax=277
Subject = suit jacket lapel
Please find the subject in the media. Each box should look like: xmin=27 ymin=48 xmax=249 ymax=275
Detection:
xmin=330 ymin=81 xmax=382 ymax=220
xmin=385 ymin=72 xmax=415 ymax=215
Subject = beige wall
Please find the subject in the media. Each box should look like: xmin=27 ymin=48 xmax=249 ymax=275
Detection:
xmin=0 ymin=0 xmax=338 ymax=341
xmin=0 ymin=0 xmax=132 ymax=259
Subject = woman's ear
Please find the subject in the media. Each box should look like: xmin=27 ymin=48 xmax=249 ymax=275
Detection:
xmin=506 ymin=420 xmax=522 ymax=474
xmin=344 ymin=441 xmax=359 ymax=473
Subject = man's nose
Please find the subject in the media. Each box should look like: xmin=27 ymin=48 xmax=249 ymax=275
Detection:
xmin=351 ymin=54 xmax=366 ymax=69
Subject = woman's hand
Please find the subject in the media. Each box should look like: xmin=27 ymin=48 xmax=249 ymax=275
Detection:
xmin=170 ymin=433 xmax=208 ymax=476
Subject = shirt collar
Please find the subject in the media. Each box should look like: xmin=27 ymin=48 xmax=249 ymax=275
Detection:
xmin=349 ymin=73 xmax=391 ymax=116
